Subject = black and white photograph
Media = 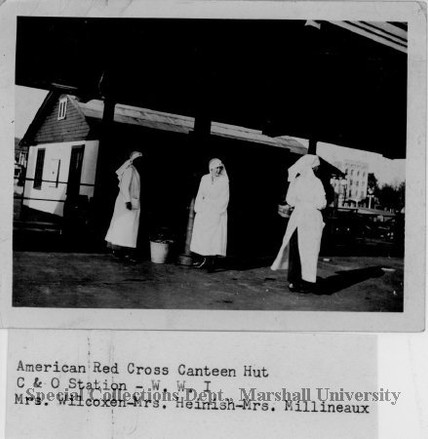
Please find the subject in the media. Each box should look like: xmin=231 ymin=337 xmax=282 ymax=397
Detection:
xmin=1 ymin=4 xmax=428 ymax=439
xmin=3 ymin=2 xmax=426 ymax=330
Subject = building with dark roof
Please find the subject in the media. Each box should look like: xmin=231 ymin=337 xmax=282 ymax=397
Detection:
xmin=21 ymin=92 xmax=318 ymax=255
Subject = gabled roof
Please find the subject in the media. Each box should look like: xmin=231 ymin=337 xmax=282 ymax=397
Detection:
xmin=20 ymin=91 xmax=58 ymax=146
xmin=21 ymin=92 xmax=91 ymax=146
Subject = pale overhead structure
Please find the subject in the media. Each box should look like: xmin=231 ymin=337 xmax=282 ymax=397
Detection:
xmin=330 ymin=21 xmax=407 ymax=53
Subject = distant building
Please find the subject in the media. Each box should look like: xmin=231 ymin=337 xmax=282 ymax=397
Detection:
xmin=14 ymin=137 xmax=27 ymax=183
xmin=333 ymin=159 xmax=369 ymax=205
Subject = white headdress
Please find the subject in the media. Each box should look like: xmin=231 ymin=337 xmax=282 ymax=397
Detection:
xmin=209 ymin=158 xmax=228 ymax=180
xmin=115 ymin=151 xmax=143 ymax=180
xmin=287 ymin=154 xmax=320 ymax=182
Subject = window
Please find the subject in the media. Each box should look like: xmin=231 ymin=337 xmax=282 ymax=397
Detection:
xmin=58 ymin=97 xmax=67 ymax=120
xmin=67 ymin=145 xmax=85 ymax=199
xmin=356 ymin=181 xmax=359 ymax=187
xmin=33 ymin=148 xmax=45 ymax=189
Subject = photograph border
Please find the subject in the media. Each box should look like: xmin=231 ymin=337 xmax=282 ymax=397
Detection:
xmin=0 ymin=0 xmax=426 ymax=331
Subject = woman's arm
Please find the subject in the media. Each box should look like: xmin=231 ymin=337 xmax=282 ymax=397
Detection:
xmin=215 ymin=179 xmax=229 ymax=214
xmin=314 ymin=178 xmax=327 ymax=210
xmin=285 ymin=179 xmax=297 ymax=207
xmin=119 ymin=168 xmax=132 ymax=203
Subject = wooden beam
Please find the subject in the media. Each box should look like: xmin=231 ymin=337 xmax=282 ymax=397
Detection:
xmin=330 ymin=21 xmax=407 ymax=53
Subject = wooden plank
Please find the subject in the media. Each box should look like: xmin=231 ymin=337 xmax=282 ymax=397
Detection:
xmin=330 ymin=21 xmax=407 ymax=53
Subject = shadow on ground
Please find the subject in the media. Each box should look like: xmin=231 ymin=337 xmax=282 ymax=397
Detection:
xmin=317 ymin=266 xmax=385 ymax=295
xmin=216 ymin=256 xmax=273 ymax=271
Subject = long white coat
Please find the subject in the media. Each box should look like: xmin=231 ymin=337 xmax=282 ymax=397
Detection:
xmin=190 ymin=173 xmax=229 ymax=256
xmin=271 ymin=171 xmax=326 ymax=282
xmin=105 ymin=165 xmax=141 ymax=249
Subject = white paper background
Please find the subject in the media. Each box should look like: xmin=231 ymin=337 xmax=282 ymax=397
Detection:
xmin=0 ymin=1 xmax=427 ymax=437
xmin=0 ymin=0 xmax=425 ymax=332
xmin=6 ymin=331 xmax=379 ymax=438
xmin=0 ymin=330 xmax=427 ymax=437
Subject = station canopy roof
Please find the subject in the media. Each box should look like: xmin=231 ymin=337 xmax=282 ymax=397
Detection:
xmin=15 ymin=17 xmax=407 ymax=158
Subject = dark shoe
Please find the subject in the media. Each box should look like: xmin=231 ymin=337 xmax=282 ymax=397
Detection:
xmin=123 ymin=254 xmax=138 ymax=264
xmin=288 ymin=282 xmax=302 ymax=293
xmin=193 ymin=257 xmax=207 ymax=269
xmin=206 ymin=259 xmax=216 ymax=273
xmin=111 ymin=249 xmax=121 ymax=259
xmin=298 ymin=280 xmax=316 ymax=294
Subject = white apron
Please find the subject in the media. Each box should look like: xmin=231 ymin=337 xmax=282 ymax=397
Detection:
xmin=105 ymin=165 xmax=141 ymax=248
xmin=271 ymin=173 xmax=326 ymax=282
xmin=190 ymin=173 xmax=229 ymax=256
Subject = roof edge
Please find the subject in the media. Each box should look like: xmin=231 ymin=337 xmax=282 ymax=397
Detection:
xmin=20 ymin=91 xmax=59 ymax=146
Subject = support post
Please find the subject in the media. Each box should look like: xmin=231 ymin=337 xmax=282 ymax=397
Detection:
xmin=91 ymin=98 xmax=116 ymax=245
xmin=177 ymin=113 xmax=211 ymax=266
xmin=94 ymin=98 xmax=116 ymax=197
xmin=194 ymin=114 xmax=211 ymax=138
xmin=177 ymin=197 xmax=196 ymax=266
xmin=308 ymin=138 xmax=318 ymax=154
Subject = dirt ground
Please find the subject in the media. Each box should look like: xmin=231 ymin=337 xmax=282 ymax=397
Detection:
xmin=13 ymin=251 xmax=403 ymax=312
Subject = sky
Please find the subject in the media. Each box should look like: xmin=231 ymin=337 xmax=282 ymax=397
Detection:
xmin=15 ymin=86 xmax=48 ymax=140
xmin=15 ymin=86 xmax=405 ymax=187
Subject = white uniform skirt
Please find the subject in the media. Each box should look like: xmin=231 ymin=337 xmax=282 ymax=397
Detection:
xmin=105 ymin=193 xmax=140 ymax=249
xmin=190 ymin=210 xmax=227 ymax=256
xmin=271 ymin=205 xmax=324 ymax=282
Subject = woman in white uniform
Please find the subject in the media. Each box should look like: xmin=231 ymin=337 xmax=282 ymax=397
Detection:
xmin=190 ymin=158 xmax=229 ymax=271
xmin=271 ymin=154 xmax=326 ymax=293
xmin=105 ymin=151 xmax=143 ymax=261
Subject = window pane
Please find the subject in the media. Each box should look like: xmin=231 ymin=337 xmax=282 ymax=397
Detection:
xmin=33 ymin=148 xmax=45 ymax=189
